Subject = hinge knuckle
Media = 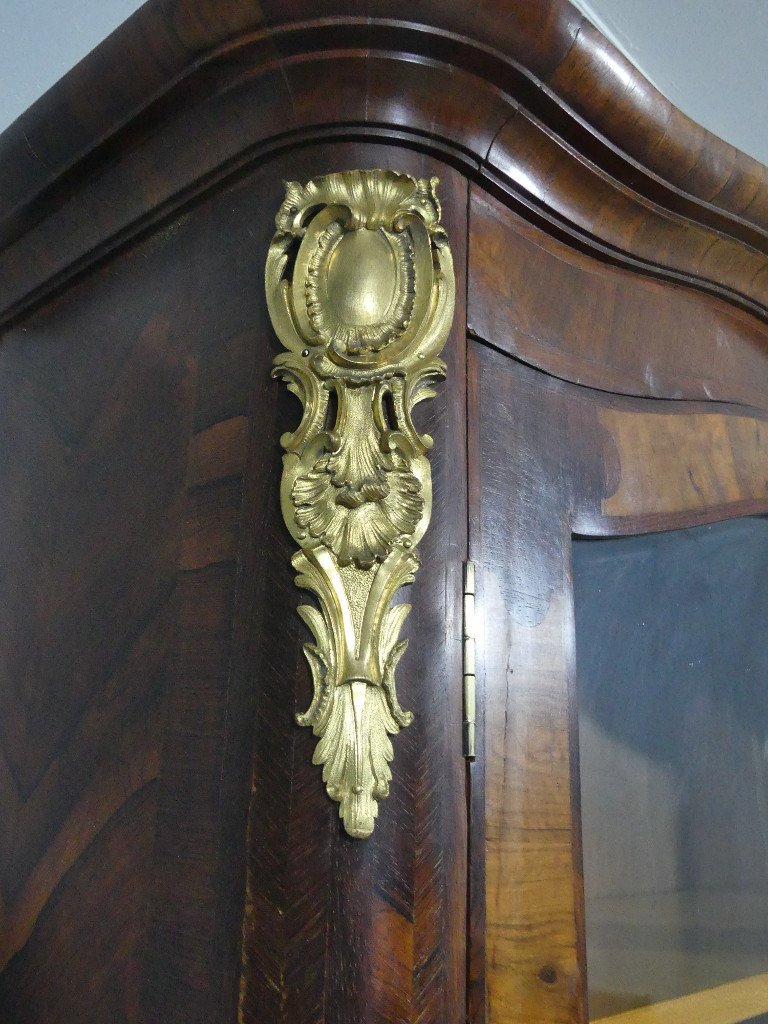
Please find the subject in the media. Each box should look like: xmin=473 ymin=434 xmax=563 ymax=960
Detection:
xmin=462 ymin=561 xmax=477 ymax=760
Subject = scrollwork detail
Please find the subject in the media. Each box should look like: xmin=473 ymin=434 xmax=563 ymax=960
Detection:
xmin=266 ymin=169 xmax=454 ymax=838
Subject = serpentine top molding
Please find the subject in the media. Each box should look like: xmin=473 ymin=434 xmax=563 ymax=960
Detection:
xmin=266 ymin=169 xmax=455 ymax=837
xmin=3 ymin=1 xmax=768 ymax=330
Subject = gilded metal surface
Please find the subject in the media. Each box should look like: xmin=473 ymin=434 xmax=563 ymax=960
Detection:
xmin=266 ymin=169 xmax=455 ymax=837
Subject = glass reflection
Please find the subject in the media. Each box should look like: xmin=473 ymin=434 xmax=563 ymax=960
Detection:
xmin=574 ymin=518 xmax=768 ymax=1022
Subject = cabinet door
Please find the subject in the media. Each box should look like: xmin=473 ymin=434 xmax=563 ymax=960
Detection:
xmin=234 ymin=146 xmax=470 ymax=1024
xmin=0 ymin=144 xmax=470 ymax=1024
xmin=467 ymin=342 xmax=768 ymax=1024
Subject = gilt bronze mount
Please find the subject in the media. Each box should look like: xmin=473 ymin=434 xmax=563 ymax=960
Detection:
xmin=266 ymin=169 xmax=455 ymax=838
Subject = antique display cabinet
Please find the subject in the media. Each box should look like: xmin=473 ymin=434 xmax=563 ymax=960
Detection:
xmin=1 ymin=2 xmax=768 ymax=1023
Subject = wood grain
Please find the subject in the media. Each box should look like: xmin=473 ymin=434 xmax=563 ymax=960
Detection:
xmin=3 ymin=2 xmax=768 ymax=327
xmin=3 ymin=2 xmax=768 ymax=1020
xmin=0 ymin=228 xmax=194 ymax=1021
xmin=468 ymin=188 xmax=768 ymax=410
xmin=468 ymin=345 xmax=768 ymax=1024
xmin=468 ymin=342 xmax=586 ymax=1024
xmin=599 ymin=408 xmax=768 ymax=520
xmin=229 ymin=145 xmax=469 ymax=1024
xmin=595 ymin=972 xmax=768 ymax=1024
xmin=0 ymin=787 xmax=158 ymax=1023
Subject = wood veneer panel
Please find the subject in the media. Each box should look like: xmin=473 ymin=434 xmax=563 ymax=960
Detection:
xmin=236 ymin=145 xmax=468 ymax=1024
xmin=595 ymin=972 xmax=768 ymax=1024
xmin=3 ymin=2 xmax=768 ymax=330
xmin=468 ymin=344 xmax=768 ymax=1024
xmin=0 ymin=150 xmax=280 ymax=1023
xmin=0 ymin=786 xmax=157 ymax=1024
xmin=0 ymin=137 xmax=470 ymax=1023
xmin=468 ymin=188 xmax=768 ymax=409
xmin=0 ymin=226 xmax=195 ymax=1021
xmin=597 ymin=409 xmax=768 ymax=521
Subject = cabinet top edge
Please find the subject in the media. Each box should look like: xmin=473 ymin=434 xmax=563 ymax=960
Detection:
xmin=1 ymin=0 xmax=768 ymax=324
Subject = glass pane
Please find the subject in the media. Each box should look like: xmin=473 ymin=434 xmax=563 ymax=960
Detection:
xmin=574 ymin=518 xmax=768 ymax=1023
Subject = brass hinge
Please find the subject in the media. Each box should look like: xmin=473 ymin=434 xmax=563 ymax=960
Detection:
xmin=463 ymin=561 xmax=477 ymax=760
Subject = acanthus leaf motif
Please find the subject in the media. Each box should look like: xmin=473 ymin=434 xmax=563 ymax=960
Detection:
xmin=266 ymin=169 xmax=454 ymax=837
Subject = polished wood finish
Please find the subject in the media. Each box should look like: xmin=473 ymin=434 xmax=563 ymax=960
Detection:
xmin=235 ymin=147 xmax=469 ymax=1024
xmin=595 ymin=972 xmax=768 ymax=1024
xmin=595 ymin=406 xmax=768 ymax=524
xmin=3 ymin=0 xmax=768 ymax=326
xmin=469 ymin=347 xmax=586 ymax=1024
xmin=0 ymin=237 xmax=195 ymax=1020
xmin=468 ymin=189 xmax=768 ymax=408
xmin=469 ymin=349 xmax=768 ymax=1024
xmin=2 ymin=1 xmax=768 ymax=1022
xmin=0 ymin=140 xmax=468 ymax=1024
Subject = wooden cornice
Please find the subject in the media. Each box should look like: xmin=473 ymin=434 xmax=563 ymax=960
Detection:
xmin=2 ymin=0 xmax=768 ymax=325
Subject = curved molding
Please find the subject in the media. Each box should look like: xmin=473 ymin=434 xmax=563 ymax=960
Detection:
xmin=1 ymin=2 xmax=768 ymax=324
xmin=468 ymin=187 xmax=768 ymax=412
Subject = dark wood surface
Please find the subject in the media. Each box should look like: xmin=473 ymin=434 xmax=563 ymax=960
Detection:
xmin=235 ymin=146 xmax=469 ymax=1024
xmin=468 ymin=345 xmax=768 ymax=1024
xmin=0 ymin=214 xmax=195 ymax=1021
xmin=468 ymin=189 xmax=768 ymax=409
xmin=0 ymin=141 xmax=468 ymax=1024
xmin=4 ymin=0 xmax=768 ymax=238
xmin=2 ymin=2 xmax=768 ymax=1023
xmin=3 ymin=0 xmax=768 ymax=328
xmin=468 ymin=344 xmax=587 ymax=1024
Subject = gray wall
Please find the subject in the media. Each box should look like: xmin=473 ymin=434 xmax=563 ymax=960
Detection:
xmin=0 ymin=0 xmax=142 ymax=132
xmin=572 ymin=0 xmax=768 ymax=164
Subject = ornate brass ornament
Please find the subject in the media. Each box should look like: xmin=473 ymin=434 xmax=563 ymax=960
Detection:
xmin=266 ymin=169 xmax=455 ymax=838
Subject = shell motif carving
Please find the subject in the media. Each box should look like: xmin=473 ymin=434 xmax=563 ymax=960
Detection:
xmin=266 ymin=169 xmax=455 ymax=838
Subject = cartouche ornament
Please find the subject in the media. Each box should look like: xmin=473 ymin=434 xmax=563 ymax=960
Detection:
xmin=266 ymin=169 xmax=455 ymax=838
